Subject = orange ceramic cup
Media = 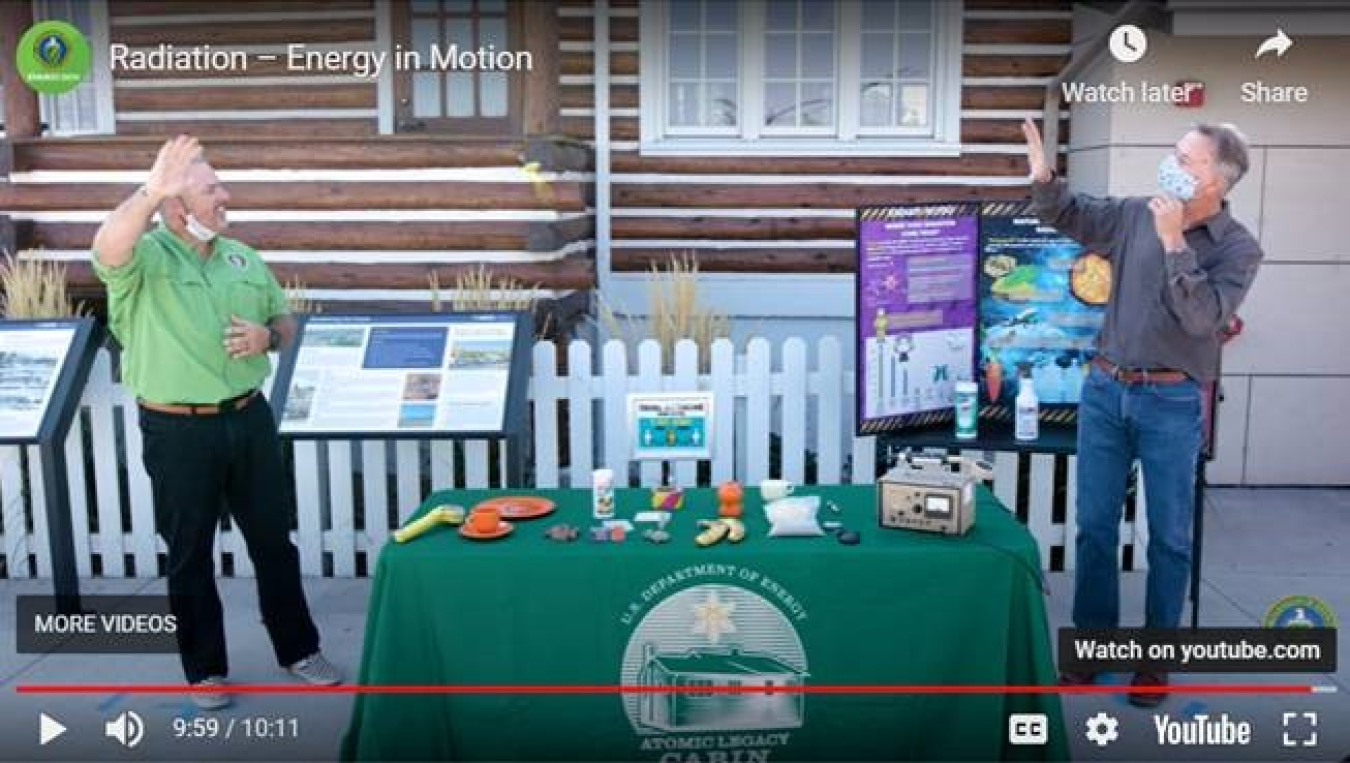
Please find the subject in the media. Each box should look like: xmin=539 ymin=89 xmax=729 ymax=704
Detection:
xmin=468 ymin=507 xmax=502 ymax=534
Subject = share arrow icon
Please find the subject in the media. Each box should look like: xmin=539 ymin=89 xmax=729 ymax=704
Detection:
xmin=1255 ymin=28 xmax=1293 ymax=59
xmin=39 ymin=713 xmax=67 ymax=746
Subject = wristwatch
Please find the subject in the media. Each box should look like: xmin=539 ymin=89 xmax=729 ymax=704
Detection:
xmin=267 ymin=326 xmax=281 ymax=351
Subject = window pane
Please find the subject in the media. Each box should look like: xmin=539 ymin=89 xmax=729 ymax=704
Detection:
xmin=444 ymin=0 xmax=471 ymax=10
xmin=801 ymin=34 xmax=833 ymax=78
xmin=765 ymin=0 xmax=797 ymax=31
xmin=480 ymin=72 xmax=507 ymax=117
xmin=410 ymin=0 xmax=440 ymax=11
xmin=898 ymin=0 xmax=933 ymax=30
xmin=446 ymin=18 xmax=473 ymax=48
xmin=801 ymin=82 xmax=834 ymax=126
xmin=705 ymin=34 xmax=737 ymax=78
xmin=446 ymin=72 xmax=475 ymax=117
xmin=413 ymin=72 xmax=442 ymax=117
xmin=802 ymin=0 xmax=834 ymax=29
xmin=705 ymin=0 xmax=737 ymax=31
xmin=861 ymin=33 xmax=894 ymax=78
xmin=669 ymin=82 xmax=702 ymax=126
xmin=764 ymin=83 xmax=797 ymax=126
xmin=860 ymin=81 xmax=892 ymax=126
xmin=897 ymin=32 xmax=930 ymax=79
xmin=898 ymin=83 xmax=929 ymax=126
xmin=862 ymin=0 xmax=895 ymax=29
xmin=480 ymin=17 xmax=506 ymax=49
xmin=765 ymin=33 xmax=796 ymax=78
xmin=412 ymin=16 xmax=439 ymax=55
xmin=670 ymin=0 xmax=699 ymax=31
xmin=478 ymin=0 xmax=506 ymax=12
xmin=670 ymin=34 xmax=701 ymax=78
xmin=706 ymin=81 xmax=738 ymax=126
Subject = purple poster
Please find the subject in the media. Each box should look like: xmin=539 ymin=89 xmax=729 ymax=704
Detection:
xmin=857 ymin=203 xmax=980 ymax=434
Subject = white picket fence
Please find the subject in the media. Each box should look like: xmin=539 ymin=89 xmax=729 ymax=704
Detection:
xmin=0 ymin=337 xmax=1149 ymax=580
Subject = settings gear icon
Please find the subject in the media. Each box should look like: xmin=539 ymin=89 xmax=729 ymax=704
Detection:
xmin=1084 ymin=712 xmax=1120 ymax=747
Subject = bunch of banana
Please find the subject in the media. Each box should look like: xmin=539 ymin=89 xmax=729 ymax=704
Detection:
xmin=695 ymin=517 xmax=746 ymax=547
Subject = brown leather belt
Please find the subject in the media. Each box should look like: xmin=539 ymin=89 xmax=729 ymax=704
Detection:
xmin=139 ymin=390 xmax=259 ymax=416
xmin=1092 ymin=356 xmax=1190 ymax=385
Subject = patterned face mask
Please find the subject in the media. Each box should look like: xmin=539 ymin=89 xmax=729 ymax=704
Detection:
xmin=1158 ymin=153 xmax=1198 ymax=201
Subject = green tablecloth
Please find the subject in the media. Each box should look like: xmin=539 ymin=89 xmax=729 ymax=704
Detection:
xmin=341 ymin=485 xmax=1068 ymax=761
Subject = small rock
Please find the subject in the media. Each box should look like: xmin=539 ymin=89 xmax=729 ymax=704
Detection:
xmin=837 ymin=529 xmax=861 ymax=545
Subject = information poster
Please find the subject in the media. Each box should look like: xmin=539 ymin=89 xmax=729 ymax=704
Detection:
xmin=857 ymin=203 xmax=980 ymax=434
xmin=978 ymin=202 xmax=1107 ymax=409
xmin=278 ymin=314 xmax=519 ymax=436
xmin=0 ymin=324 xmax=77 ymax=441
xmin=628 ymin=393 xmax=713 ymax=460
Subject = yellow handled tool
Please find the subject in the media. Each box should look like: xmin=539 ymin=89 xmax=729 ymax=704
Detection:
xmin=394 ymin=505 xmax=465 ymax=544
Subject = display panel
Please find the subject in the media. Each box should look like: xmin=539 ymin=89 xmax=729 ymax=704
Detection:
xmin=856 ymin=203 xmax=981 ymax=435
xmin=273 ymin=313 xmax=528 ymax=439
xmin=978 ymin=201 xmax=1107 ymax=410
xmin=0 ymin=322 xmax=78 ymax=442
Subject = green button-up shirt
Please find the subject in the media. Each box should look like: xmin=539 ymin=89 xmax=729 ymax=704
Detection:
xmin=93 ymin=225 xmax=289 ymax=404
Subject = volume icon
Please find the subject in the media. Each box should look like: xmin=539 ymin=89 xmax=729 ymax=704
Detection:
xmin=105 ymin=710 xmax=144 ymax=749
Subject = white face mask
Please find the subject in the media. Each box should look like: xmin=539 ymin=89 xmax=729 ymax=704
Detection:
xmin=183 ymin=212 xmax=218 ymax=243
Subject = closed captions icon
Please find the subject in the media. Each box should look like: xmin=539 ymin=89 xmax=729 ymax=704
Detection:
xmin=1009 ymin=713 xmax=1048 ymax=745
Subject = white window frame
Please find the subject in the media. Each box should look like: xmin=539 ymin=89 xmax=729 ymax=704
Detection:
xmin=35 ymin=0 xmax=115 ymax=136
xmin=639 ymin=0 xmax=962 ymax=157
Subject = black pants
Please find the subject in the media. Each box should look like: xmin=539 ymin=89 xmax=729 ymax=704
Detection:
xmin=139 ymin=394 xmax=319 ymax=683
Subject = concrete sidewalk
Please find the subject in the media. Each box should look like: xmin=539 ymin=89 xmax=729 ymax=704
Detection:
xmin=1 ymin=487 xmax=1346 ymax=761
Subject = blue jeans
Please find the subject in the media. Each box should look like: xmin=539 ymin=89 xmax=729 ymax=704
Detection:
xmin=1074 ymin=365 xmax=1202 ymax=630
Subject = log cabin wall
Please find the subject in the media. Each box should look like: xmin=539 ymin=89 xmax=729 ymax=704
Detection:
xmin=1 ymin=0 xmax=595 ymax=326
xmin=559 ymin=0 xmax=1071 ymax=276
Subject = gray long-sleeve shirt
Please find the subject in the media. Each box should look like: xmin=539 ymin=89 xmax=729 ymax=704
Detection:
xmin=1032 ymin=177 xmax=1263 ymax=382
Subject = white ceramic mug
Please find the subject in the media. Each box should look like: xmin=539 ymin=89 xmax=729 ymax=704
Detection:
xmin=760 ymin=479 xmax=796 ymax=503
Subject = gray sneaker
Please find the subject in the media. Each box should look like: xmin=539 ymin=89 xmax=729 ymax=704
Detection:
xmin=287 ymin=652 xmax=342 ymax=686
xmin=190 ymin=676 xmax=231 ymax=711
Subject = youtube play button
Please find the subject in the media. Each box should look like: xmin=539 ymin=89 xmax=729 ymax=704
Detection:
xmin=39 ymin=713 xmax=66 ymax=746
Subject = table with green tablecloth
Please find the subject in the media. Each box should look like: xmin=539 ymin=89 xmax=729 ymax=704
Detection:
xmin=341 ymin=485 xmax=1068 ymax=761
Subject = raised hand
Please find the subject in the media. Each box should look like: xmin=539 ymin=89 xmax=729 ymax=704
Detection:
xmin=145 ymin=135 xmax=201 ymax=202
xmin=1021 ymin=117 xmax=1052 ymax=183
xmin=1148 ymin=195 xmax=1186 ymax=252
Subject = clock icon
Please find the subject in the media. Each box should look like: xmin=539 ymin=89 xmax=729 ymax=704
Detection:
xmin=1109 ymin=24 xmax=1148 ymax=63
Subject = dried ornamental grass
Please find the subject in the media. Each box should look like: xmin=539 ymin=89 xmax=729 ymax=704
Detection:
xmin=598 ymin=253 xmax=729 ymax=371
xmin=432 ymin=264 xmax=538 ymax=313
xmin=284 ymin=275 xmax=320 ymax=315
xmin=0 ymin=251 xmax=88 ymax=319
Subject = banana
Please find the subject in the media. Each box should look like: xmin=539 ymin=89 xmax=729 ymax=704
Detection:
xmin=721 ymin=517 xmax=746 ymax=543
xmin=695 ymin=520 xmax=730 ymax=547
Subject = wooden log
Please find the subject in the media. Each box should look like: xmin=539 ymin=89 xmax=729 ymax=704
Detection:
xmin=523 ymin=137 xmax=595 ymax=172
xmin=561 ymin=51 xmax=638 ymax=76
xmin=561 ymin=84 xmax=638 ymax=109
xmin=614 ymin=247 xmax=855 ymax=274
xmin=115 ymin=56 xmax=364 ymax=79
xmin=521 ymin=0 xmax=561 ymax=136
xmin=962 ymin=86 xmax=1046 ymax=110
xmin=965 ymin=19 xmax=1071 ymax=45
xmin=61 ymin=255 xmax=596 ymax=291
xmin=963 ymin=55 xmax=1068 ymax=78
xmin=609 ymin=152 xmax=1057 ymax=176
xmin=12 ymin=137 xmax=549 ymax=171
xmin=115 ymin=83 xmax=377 ymax=111
xmin=112 ymin=18 xmax=373 ymax=46
xmin=110 ymin=0 xmax=373 ymax=14
xmin=612 ymin=183 xmax=1030 ymax=209
xmin=0 ymin=1 xmax=38 ymax=139
xmin=25 ymin=220 xmax=587 ymax=251
xmin=558 ymin=16 xmax=639 ymax=41
xmin=963 ymin=119 xmax=1069 ymax=144
xmin=559 ymin=116 xmax=639 ymax=140
xmin=115 ymin=119 xmax=379 ymax=138
xmin=0 ymin=181 xmax=592 ymax=212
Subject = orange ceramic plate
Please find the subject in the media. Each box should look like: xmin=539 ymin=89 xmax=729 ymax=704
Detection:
xmin=472 ymin=496 xmax=556 ymax=520
xmin=459 ymin=521 xmax=515 ymax=541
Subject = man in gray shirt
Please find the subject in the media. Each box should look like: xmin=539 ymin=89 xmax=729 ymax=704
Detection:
xmin=1024 ymin=118 xmax=1263 ymax=706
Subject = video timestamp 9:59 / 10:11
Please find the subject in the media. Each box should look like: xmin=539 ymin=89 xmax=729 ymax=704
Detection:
xmin=172 ymin=716 xmax=300 ymax=740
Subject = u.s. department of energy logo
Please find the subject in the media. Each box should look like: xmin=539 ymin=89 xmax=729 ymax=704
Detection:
xmin=16 ymin=21 xmax=91 ymax=95
xmin=620 ymin=568 xmax=809 ymax=761
xmin=1263 ymin=595 xmax=1337 ymax=628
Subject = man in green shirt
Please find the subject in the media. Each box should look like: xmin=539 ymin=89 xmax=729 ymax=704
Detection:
xmin=92 ymin=135 xmax=340 ymax=710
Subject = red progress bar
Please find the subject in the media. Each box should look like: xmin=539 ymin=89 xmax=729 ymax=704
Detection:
xmin=15 ymin=684 xmax=1318 ymax=695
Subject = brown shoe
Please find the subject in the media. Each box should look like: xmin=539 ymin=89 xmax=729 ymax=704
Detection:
xmin=1128 ymin=671 xmax=1168 ymax=707
xmin=1058 ymin=670 xmax=1098 ymax=686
